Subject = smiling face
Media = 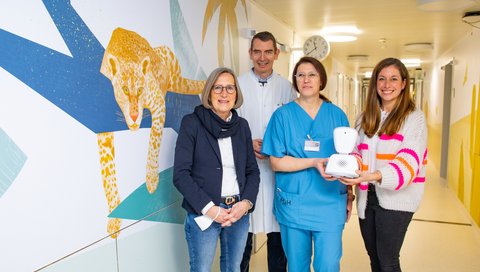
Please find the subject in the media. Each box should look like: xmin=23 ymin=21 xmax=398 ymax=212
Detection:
xmin=376 ymin=65 xmax=406 ymax=112
xmin=249 ymin=38 xmax=279 ymax=79
xmin=295 ymin=63 xmax=321 ymax=99
xmin=210 ymin=72 xmax=237 ymax=120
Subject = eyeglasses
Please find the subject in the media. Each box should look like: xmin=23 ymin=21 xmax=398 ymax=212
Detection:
xmin=212 ymin=84 xmax=236 ymax=94
xmin=294 ymin=73 xmax=319 ymax=80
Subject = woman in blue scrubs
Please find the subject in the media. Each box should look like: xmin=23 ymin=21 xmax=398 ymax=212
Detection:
xmin=262 ymin=57 xmax=354 ymax=272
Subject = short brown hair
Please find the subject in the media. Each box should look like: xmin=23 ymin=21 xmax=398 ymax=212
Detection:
xmin=250 ymin=31 xmax=278 ymax=52
xmin=201 ymin=67 xmax=244 ymax=109
xmin=291 ymin=56 xmax=330 ymax=102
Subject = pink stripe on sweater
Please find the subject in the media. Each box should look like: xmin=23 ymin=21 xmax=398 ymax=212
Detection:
xmin=397 ymin=148 xmax=420 ymax=166
xmin=380 ymin=134 xmax=404 ymax=141
xmin=359 ymin=183 xmax=369 ymax=190
xmin=417 ymin=148 xmax=428 ymax=175
xmin=413 ymin=177 xmax=425 ymax=183
xmin=389 ymin=162 xmax=405 ymax=190
xmin=358 ymin=143 xmax=368 ymax=150
xmin=352 ymin=152 xmax=362 ymax=158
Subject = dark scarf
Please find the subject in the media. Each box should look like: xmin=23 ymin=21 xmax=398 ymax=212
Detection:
xmin=194 ymin=105 xmax=240 ymax=139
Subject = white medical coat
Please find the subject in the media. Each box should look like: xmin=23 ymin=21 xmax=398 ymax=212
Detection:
xmin=237 ymin=69 xmax=296 ymax=233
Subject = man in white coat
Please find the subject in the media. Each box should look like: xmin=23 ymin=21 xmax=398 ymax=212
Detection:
xmin=238 ymin=31 xmax=297 ymax=272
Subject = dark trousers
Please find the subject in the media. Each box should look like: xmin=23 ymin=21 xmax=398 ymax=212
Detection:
xmin=359 ymin=187 xmax=414 ymax=272
xmin=240 ymin=232 xmax=287 ymax=272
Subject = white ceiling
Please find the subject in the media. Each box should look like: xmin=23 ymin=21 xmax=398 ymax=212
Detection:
xmin=251 ymin=0 xmax=480 ymax=71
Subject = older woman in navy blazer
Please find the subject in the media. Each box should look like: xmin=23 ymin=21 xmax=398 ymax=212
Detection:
xmin=174 ymin=67 xmax=260 ymax=272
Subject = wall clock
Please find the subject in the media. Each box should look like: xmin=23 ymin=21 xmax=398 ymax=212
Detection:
xmin=303 ymin=35 xmax=330 ymax=61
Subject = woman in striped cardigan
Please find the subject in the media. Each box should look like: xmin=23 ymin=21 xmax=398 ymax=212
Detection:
xmin=338 ymin=58 xmax=427 ymax=272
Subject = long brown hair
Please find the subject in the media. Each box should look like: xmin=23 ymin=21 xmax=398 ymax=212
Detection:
xmin=359 ymin=57 xmax=415 ymax=137
xmin=291 ymin=56 xmax=330 ymax=102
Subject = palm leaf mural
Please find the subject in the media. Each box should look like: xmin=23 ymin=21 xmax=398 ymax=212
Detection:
xmin=202 ymin=0 xmax=247 ymax=73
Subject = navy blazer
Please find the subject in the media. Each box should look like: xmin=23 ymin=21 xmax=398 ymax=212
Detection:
xmin=173 ymin=112 xmax=260 ymax=215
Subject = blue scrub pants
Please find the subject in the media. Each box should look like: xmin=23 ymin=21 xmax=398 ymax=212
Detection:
xmin=280 ymin=224 xmax=342 ymax=272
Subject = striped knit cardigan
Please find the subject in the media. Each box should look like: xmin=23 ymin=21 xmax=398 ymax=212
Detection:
xmin=353 ymin=109 xmax=428 ymax=219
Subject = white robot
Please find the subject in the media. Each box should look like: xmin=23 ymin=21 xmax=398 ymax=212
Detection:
xmin=325 ymin=127 xmax=359 ymax=178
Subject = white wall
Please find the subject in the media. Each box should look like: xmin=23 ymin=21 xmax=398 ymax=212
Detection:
xmin=0 ymin=0 xmax=219 ymax=271
xmin=425 ymin=28 xmax=480 ymax=127
xmin=423 ymin=27 xmax=480 ymax=225
xmin=0 ymin=1 xmax=298 ymax=271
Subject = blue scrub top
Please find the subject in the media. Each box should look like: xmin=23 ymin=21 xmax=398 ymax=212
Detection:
xmin=262 ymin=101 xmax=349 ymax=231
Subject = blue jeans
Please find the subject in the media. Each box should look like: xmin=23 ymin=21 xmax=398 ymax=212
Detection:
xmin=184 ymin=212 xmax=249 ymax=272
xmin=359 ymin=189 xmax=413 ymax=272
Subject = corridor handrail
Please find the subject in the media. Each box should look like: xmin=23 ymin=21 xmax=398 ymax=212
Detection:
xmin=33 ymin=201 xmax=179 ymax=271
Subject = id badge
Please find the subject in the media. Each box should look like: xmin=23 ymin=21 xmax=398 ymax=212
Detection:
xmin=304 ymin=140 xmax=320 ymax=152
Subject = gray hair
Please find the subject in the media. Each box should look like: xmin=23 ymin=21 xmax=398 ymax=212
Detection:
xmin=201 ymin=67 xmax=244 ymax=109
